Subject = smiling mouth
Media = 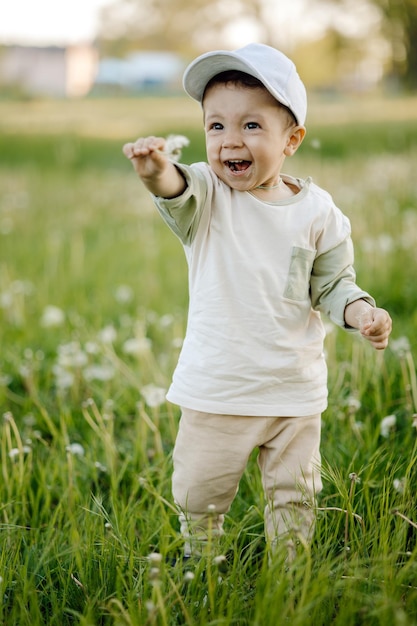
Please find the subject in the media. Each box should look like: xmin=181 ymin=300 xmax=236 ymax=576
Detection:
xmin=226 ymin=160 xmax=251 ymax=173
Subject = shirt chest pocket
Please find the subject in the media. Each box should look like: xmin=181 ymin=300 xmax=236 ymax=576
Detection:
xmin=283 ymin=247 xmax=316 ymax=301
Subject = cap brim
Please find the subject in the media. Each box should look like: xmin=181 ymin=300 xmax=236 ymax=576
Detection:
xmin=183 ymin=50 xmax=291 ymax=110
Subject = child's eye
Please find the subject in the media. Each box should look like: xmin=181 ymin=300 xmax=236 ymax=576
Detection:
xmin=209 ymin=122 xmax=223 ymax=131
xmin=246 ymin=122 xmax=260 ymax=129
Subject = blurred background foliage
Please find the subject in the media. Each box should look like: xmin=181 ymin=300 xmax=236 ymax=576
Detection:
xmin=96 ymin=0 xmax=417 ymax=90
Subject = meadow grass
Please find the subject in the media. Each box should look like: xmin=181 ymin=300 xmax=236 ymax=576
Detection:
xmin=0 ymin=95 xmax=417 ymax=625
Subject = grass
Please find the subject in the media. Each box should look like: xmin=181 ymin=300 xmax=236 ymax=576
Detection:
xmin=0 ymin=93 xmax=417 ymax=624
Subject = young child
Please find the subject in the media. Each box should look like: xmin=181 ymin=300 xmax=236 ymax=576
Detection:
xmin=123 ymin=43 xmax=392 ymax=556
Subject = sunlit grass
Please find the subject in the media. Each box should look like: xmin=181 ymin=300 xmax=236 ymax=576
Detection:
xmin=0 ymin=96 xmax=417 ymax=624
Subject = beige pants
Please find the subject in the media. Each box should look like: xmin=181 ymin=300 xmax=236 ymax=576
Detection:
xmin=172 ymin=408 xmax=322 ymax=555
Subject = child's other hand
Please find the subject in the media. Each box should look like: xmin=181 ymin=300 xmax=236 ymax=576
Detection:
xmin=359 ymin=307 xmax=392 ymax=350
xmin=122 ymin=136 xmax=168 ymax=179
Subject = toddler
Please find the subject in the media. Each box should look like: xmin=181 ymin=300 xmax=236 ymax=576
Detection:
xmin=123 ymin=43 xmax=392 ymax=556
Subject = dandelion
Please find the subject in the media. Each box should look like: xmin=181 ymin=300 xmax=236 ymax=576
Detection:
xmin=183 ymin=571 xmax=195 ymax=583
xmin=310 ymin=138 xmax=321 ymax=150
xmin=66 ymin=443 xmax=85 ymax=456
xmin=393 ymin=477 xmax=406 ymax=493
xmin=57 ymin=342 xmax=88 ymax=369
xmin=85 ymin=341 xmax=100 ymax=355
xmin=8 ymin=446 xmax=31 ymax=459
xmin=380 ymin=414 xmax=396 ymax=438
xmin=148 ymin=552 xmax=163 ymax=565
xmin=114 ymin=284 xmax=134 ymax=304
xmin=145 ymin=600 xmax=156 ymax=614
xmin=141 ymin=384 xmax=166 ymax=408
xmin=52 ymin=364 xmax=75 ymax=390
xmin=83 ymin=363 xmax=115 ymax=382
xmin=98 ymin=325 xmax=117 ymax=344
xmin=207 ymin=504 xmax=217 ymax=514
xmin=412 ymin=414 xmax=417 ymax=429
xmin=163 ymin=134 xmax=190 ymax=161
xmin=40 ymin=305 xmax=65 ymax=328
xmin=390 ymin=336 xmax=411 ymax=357
xmin=159 ymin=314 xmax=174 ymax=328
xmin=345 ymin=396 xmax=361 ymax=411
xmin=0 ymin=374 xmax=12 ymax=387
xmin=213 ymin=554 xmax=228 ymax=573
xmin=122 ymin=337 xmax=152 ymax=356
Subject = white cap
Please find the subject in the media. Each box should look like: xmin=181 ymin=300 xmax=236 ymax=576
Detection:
xmin=183 ymin=43 xmax=307 ymax=126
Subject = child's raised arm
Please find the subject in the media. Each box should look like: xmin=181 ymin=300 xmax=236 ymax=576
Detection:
xmin=123 ymin=136 xmax=187 ymax=199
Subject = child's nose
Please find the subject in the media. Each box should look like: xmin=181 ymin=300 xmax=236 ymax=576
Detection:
xmin=222 ymin=130 xmax=243 ymax=149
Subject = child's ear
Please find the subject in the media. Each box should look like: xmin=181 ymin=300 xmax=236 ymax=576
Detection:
xmin=284 ymin=126 xmax=306 ymax=156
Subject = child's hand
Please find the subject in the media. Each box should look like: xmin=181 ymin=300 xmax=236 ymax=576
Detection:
xmin=357 ymin=306 xmax=392 ymax=350
xmin=122 ymin=136 xmax=187 ymax=198
xmin=122 ymin=136 xmax=168 ymax=180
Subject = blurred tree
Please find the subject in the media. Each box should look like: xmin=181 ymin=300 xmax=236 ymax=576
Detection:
xmin=316 ymin=0 xmax=417 ymax=88
xmin=96 ymin=0 xmax=417 ymax=88
xmin=96 ymin=0 xmax=296 ymax=58
xmin=376 ymin=0 xmax=417 ymax=88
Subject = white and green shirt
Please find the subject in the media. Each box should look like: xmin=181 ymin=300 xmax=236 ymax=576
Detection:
xmin=153 ymin=162 xmax=374 ymax=416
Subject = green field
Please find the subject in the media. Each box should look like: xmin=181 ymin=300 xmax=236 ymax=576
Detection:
xmin=1 ymin=94 xmax=417 ymax=625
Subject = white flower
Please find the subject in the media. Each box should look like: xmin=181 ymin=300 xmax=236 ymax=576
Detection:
xmin=148 ymin=552 xmax=163 ymax=564
xmin=66 ymin=443 xmax=85 ymax=456
xmin=380 ymin=414 xmax=396 ymax=438
xmin=390 ymin=336 xmax=411 ymax=357
xmin=57 ymin=342 xmax=88 ymax=369
xmin=122 ymin=337 xmax=151 ymax=356
xmin=53 ymin=364 xmax=75 ymax=390
xmin=114 ymin=285 xmax=134 ymax=304
xmin=41 ymin=305 xmax=65 ymax=328
xmin=8 ymin=445 xmax=31 ymax=459
xmin=310 ymin=138 xmax=321 ymax=150
xmin=164 ymin=134 xmax=190 ymax=161
xmin=345 ymin=396 xmax=361 ymax=411
xmin=98 ymin=325 xmax=117 ymax=344
xmin=83 ymin=364 xmax=115 ymax=382
xmin=393 ymin=477 xmax=405 ymax=493
xmin=141 ymin=384 xmax=166 ymax=408
xmin=159 ymin=314 xmax=174 ymax=328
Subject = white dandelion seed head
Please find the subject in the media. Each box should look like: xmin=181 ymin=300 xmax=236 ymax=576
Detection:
xmin=40 ymin=305 xmax=65 ymax=328
xmin=114 ymin=284 xmax=134 ymax=304
xmin=213 ymin=555 xmax=227 ymax=566
xmin=390 ymin=336 xmax=411 ymax=357
xmin=147 ymin=552 xmax=163 ymax=564
xmin=83 ymin=364 xmax=115 ymax=382
xmin=122 ymin=337 xmax=152 ymax=356
xmin=393 ymin=477 xmax=405 ymax=493
xmin=98 ymin=325 xmax=117 ymax=344
xmin=345 ymin=396 xmax=361 ymax=411
xmin=380 ymin=414 xmax=397 ymax=438
xmin=141 ymin=384 xmax=166 ymax=408
xmin=57 ymin=342 xmax=88 ymax=369
xmin=8 ymin=445 xmax=31 ymax=459
xmin=183 ymin=571 xmax=195 ymax=582
xmin=164 ymin=134 xmax=190 ymax=161
xmin=66 ymin=443 xmax=85 ymax=456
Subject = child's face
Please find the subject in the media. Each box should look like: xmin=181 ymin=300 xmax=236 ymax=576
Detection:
xmin=203 ymin=83 xmax=303 ymax=192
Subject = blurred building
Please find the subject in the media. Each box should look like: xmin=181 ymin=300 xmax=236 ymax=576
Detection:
xmin=0 ymin=44 xmax=98 ymax=98
xmin=93 ymin=51 xmax=185 ymax=93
